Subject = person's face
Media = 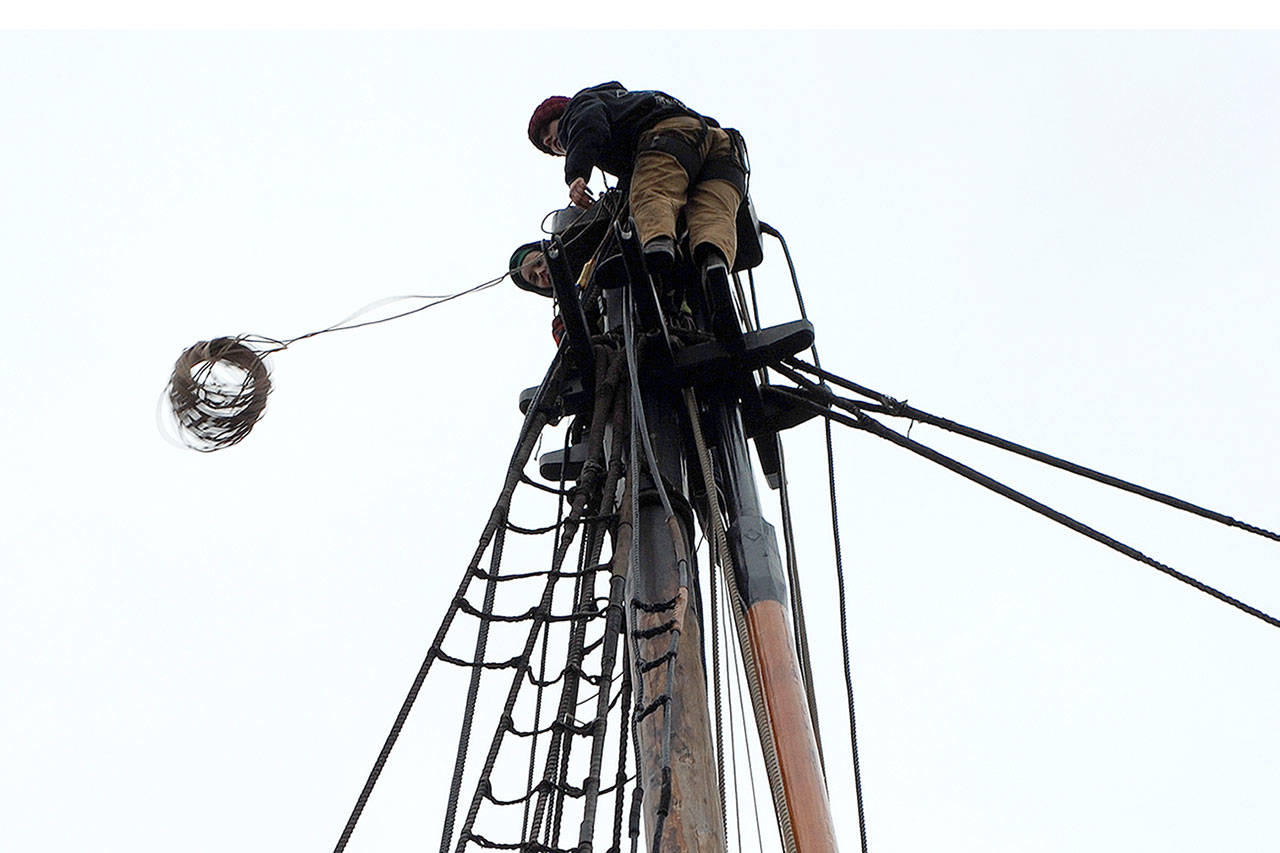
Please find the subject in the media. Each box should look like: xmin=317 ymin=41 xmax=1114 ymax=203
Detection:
xmin=521 ymin=251 xmax=553 ymax=293
xmin=541 ymin=118 xmax=565 ymax=156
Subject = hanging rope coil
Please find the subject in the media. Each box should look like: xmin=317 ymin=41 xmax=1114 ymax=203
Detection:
xmin=164 ymin=275 xmax=507 ymax=452
xmin=166 ymin=337 xmax=272 ymax=452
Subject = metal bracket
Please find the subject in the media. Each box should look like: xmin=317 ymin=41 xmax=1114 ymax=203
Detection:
xmin=539 ymin=442 xmax=590 ymax=483
xmin=518 ymin=375 xmax=592 ymax=420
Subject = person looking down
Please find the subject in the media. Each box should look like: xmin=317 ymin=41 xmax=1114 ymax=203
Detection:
xmin=527 ymin=82 xmax=747 ymax=338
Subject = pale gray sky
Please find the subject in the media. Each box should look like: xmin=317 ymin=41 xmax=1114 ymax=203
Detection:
xmin=3 ymin=30 xmax=1279 ymax=853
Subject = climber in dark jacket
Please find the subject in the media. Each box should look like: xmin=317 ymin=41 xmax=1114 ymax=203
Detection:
xmin=527 ymin=81 xmax=747 ymax=329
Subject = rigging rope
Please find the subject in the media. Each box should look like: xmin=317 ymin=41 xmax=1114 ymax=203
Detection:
xmin=525 ymin=427 xmax=575 ymax=840
xmin=304 ymin=197 xmax=1278 ymax=853
xmin=164 ymin=274 xmax=508 ymax=452
xmin=503 ymin=349 xmax=624 ymax=851
xmin=332 ymin=348 xmax=569 ymax=853
xmin=730 ymin=264 xmax=826 ymax=770
xmin=775 ymin=440 xmax=828 ymax=774
xmin=722 ymin=565 xmax=766 ymax=853
xmin=762 ymin=221 xmax=870 ymax=848
xmin=682 ymin=387 xmax=799 ymax=853
xmin=576 ymin=477 xmax=633 ymax=853
xmin=782 ymin=357 xmax=1280 ymax=544
xmin=821 ymin=420 xmax=870 ymax=853
xmin=773 ymin=379 xmax=1280 ymax=632
xmin=457 ymin=348 xmax=627 ymax=853
xmin=705 ymin=523 xmax=729 ymax=844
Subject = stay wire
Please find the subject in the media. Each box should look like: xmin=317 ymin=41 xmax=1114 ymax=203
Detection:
xmin=776 ymin=382 xmax=1280 ymax=632
xmin=550 ymin=508 xmax=608 ymax=845
xmin=719 ymin=548 xmax=745 ymax=850
xmin=609 ymin=648 xmax=634 ymax=853
xmin=724 ymin=567 xmax=766 ymax=853
xmin=621 ymin=299 xmax=679 ymax=524
xmin=705 ymin=510 xmax=729 ymax=843
xmin=781 ymin=357 xmax=1280 ymax=545
xmin=574 ymin=503 xmax=631 ymax=851
xmin=626 ymin=371 xmax=645 ymax=853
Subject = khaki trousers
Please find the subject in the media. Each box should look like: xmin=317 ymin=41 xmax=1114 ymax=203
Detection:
xmin=630 ymin=116 xmax=742 ymax=266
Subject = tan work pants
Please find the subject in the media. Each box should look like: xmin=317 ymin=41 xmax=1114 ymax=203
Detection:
xmin=630 ymin=116 xmax=742 ymax=266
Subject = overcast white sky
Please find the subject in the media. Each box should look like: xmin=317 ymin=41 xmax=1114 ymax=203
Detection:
xmin=3 ymin=26 xmax=1279 ymax=853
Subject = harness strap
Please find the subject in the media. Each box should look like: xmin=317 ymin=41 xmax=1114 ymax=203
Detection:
xmin=637 ymin=131 xmax=704 ymax=183
xmin=699 ymin=155 xmax=748 ymax=197
xmin=637 ymin=125 xmax=747 ymax=197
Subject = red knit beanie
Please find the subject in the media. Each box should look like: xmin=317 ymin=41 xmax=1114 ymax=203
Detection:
xmin=528 ymin=96 xmax=570 ymax=153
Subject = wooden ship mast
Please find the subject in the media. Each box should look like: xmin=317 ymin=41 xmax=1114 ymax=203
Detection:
xmin=314 ymin=192 xmax=1278 ymax=853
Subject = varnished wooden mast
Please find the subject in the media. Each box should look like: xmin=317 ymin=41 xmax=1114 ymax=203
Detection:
xmin=710 ymin=400 xmax=839 ymax=852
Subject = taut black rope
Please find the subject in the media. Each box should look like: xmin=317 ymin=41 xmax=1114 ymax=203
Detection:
xmin=773 ymin=380 xmax=1280 ymax=632
xmin=782 ymin=357 xmax=1280 ymax=545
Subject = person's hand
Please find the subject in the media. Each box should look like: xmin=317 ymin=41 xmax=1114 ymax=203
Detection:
xmin=569 ymin=177 xmax=595 ymax=209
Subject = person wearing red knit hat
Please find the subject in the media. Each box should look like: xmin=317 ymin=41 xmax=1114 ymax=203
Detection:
xmin=527 ymin=82 xmax=748 ymax=338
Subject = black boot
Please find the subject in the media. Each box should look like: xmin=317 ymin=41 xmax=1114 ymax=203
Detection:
xmin=642 ymin=236 xmax=676 ymax=276
xmin=698 ymin=247 xmax=741 ymax=345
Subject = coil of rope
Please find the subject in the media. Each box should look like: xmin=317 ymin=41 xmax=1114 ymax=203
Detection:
xmin=161 ymin=264 xmax=515 ymax=452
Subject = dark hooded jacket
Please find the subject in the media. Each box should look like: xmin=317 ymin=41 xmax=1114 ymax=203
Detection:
xmin=556 ymin=81 xmax=710 ymax=187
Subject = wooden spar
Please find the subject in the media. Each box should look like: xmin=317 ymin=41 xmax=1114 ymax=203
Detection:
xmin=710 ymin=400 xmax=839 ymax=852
xmin=745 ymin=601 xmax=838 ymax=851
xmin=626 ymin=382 xmax=726 ymax=851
